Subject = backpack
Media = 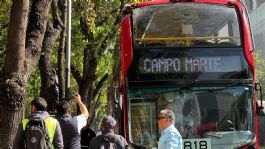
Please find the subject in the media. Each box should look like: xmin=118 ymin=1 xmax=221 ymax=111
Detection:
xmin=97 ymin=134 xmax=124 ymax=149
xmin=24 ymin=120 xmax=52 ymax=149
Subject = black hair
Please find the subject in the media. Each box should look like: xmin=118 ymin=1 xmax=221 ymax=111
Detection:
xmin=31 ymin=97 xmax=48 ymax=111
xmin=56 ymin=100 xmax=71 ymax=115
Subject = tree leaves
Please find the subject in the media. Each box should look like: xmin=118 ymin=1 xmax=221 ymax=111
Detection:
xmin=254 ymin=50 xmax=265 ymax=84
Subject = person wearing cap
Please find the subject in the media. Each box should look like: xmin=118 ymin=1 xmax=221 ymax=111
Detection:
xmin=13 ymin=97 xmax=64 ymax=149
xmin=158 ymin=109 xmax=182 ymax=149
xmin=89 ymin=115 xmax=130 ymax=149
xmin=56 ymin=93 xmax=89 ymax=149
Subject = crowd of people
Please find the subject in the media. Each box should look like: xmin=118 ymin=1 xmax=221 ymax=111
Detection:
xmin=12 ymin=93 xmax=183 ymax=149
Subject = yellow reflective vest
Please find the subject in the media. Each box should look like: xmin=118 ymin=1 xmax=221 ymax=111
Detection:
xmin=22 ymin=117 xmax=57 ymax=148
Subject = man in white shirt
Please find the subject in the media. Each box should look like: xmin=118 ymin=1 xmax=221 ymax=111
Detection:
xmin=56 ymin=93 xmax=89 ymax=149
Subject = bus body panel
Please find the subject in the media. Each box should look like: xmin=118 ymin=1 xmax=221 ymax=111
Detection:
xmin=120 ymin=15 xmax=133 ymax=139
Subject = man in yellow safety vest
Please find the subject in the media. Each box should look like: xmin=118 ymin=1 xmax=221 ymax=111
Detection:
xmin=13 ymin=97 xmax=64 ymax=149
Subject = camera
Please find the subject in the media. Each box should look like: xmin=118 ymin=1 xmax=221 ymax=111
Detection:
xmin=71 ymin=92 xmax=78 ymax=99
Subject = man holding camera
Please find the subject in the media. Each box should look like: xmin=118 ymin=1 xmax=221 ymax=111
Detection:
xmin=56 ymin=93 xmax=89 ymax=149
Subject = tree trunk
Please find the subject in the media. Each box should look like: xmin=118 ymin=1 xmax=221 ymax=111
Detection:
xmin=0 ymin=105 xmax=24 ymax=149
xmin=0 ymin=0 xmax=52 ymax=147
xmin=39 ymin=21 xmax=60 ymax=112
xmin=0 ymin=75 xmax=27 ymax=149
xmin=25 ymin=0 xmax=52 ymax=74
xmin=57 ymin=0 xmax=67 ymax=100
xmin=0 ymin=0 xmax=29 ymax=148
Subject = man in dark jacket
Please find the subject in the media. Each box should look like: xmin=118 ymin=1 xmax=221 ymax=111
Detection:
xmin=13 ymin=97 xmax=64 ymax=149
xmin=80 ymin=124 xmax=96 ymax=148
xmin=89 ymin=115 xmax=130 ymax=149
xmin=56 ymin=93 xmax=89 ymax=149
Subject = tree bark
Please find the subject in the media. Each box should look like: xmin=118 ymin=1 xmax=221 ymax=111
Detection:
xmin=4 ymin=0 xmax=28 ymax=76
xmin=25 ymin=0 xmax=53 ymax=74
xmin=0 ymin=74 xmax=27 ymax=149
xmin=39 ymin=21 xmax=60 ymax=112
xmin=57 ymin=0 xmax=67 ymax=100
xmin=0 ymin=0 xmax=52 ymax=147
xmin=0 ymin=0 xmax=29 ymax=148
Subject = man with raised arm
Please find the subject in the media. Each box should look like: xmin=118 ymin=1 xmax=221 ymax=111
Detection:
xmin=56 ymin=93 xmax=89 ymax=149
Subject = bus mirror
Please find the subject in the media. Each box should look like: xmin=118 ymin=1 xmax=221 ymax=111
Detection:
xmin=114 ymin=87 xmax=119 ymax=104
xmin=114 ymin=87 xmax=123 ymax=110
xmin=257 ymin=101 xmax=265 ymax=116
xmin=119 ymin=94 xmax=123 ymax=110
xmin=255 ymin=83 xmax=265 ymax=116
xmin=255 ymin=82 xmax=261 ymax=91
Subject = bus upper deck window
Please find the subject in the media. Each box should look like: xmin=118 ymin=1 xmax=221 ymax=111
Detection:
xmin=132 ymin=3 xmax=241 ymax=48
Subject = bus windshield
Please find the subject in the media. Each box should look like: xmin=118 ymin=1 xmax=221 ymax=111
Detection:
xmin=132 ymin=3 xmax=241 ymax=47
xmin=127 ymin=86 xmax=255 ymax=149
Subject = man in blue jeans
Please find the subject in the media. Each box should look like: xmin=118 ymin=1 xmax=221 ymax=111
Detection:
xmin=158 ymin=109 xmax=182 ymax=149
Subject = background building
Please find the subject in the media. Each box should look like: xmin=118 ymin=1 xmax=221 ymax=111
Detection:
xmin=243 ymin=0 xmax=265 ymax=54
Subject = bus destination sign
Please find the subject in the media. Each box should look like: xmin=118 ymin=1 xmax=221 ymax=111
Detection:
xmin=139 ymin=56 xmax=241 ymax=74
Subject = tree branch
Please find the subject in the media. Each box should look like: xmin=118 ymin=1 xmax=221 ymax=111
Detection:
xmin=51 ymin=0 xmax=64 ymax=29
xmin=88 ymin=91 xmax=102 ymax=126
xmin=39 ymin=21 xmax=61 ymax=111
xmin=25 ymin=0 xmax=53 ymax=75
xmin=92 ymin=73 xmax=108 ymax=99
xmin=71 ymin=64 xmax=82 ymax=85
xmin=97 ymin=0 xmax=125 ymax=55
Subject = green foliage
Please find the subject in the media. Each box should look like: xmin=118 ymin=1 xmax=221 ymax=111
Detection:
xmin=254 ymin=50 xmax=265 ymax=84
xmin=95 ymin=49 xmax=114 ymax=101
xmin=70 ymin=0 xmax=122 ymax=127
xmin=70 ymin=4 xmax=89 ymax=73
xmin=25 ymin=68 xmax=41 ymax=116
xmin=0 ymin=27 xmax=7 ymax=68
xmin=26 ymin=68 xmax=41 ymax=98
xmin=0 ymin=1 xmax=11 ymax=68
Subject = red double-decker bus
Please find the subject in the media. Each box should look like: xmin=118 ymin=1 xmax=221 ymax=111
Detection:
xmin=113 ymin=0 xmax=264 ymax=148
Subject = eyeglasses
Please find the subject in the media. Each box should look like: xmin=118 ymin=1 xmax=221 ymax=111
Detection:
xmin=158 ymin=117 xmax=168 ymax=121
